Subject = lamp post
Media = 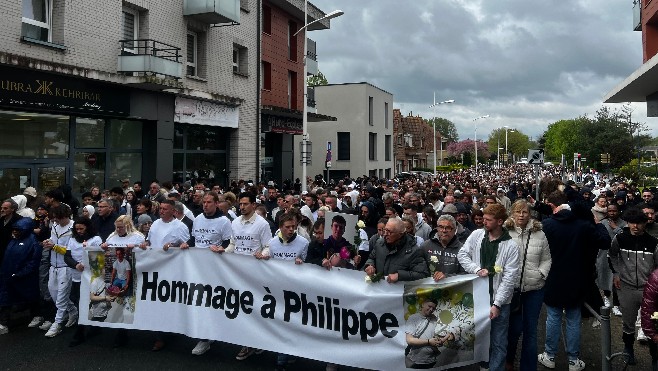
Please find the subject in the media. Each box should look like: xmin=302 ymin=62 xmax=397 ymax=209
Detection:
xmin=504 ymin=126 xmax=514 ymax=166
xmin=472 ymin=115 xmax=489 ymax=174
xmin=295 ymin=4 xmax=344 ymax=192
xmin=428 ymin=94 xmax=454 ymax=178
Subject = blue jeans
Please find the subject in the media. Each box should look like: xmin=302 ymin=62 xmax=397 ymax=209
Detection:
xmin=481 ymin=303 xmax=511 ymax=371
xmin=544 ymin=305 xmax=581 ymax=360
xmin=506 ymin=288 xmax=545 ymax=370
xmin=113 ymin=278 xmax=126 ymax=288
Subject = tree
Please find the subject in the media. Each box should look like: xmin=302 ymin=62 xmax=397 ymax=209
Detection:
xmin=447 ymin=139 xmax=489 ymax=165
xmin=486 ymin=128 xmax=531 ymax=162
xmin=426 ymin=117 xmax=459 ymax=143
xmin=307 ymin=71 xmax=328 ymax=87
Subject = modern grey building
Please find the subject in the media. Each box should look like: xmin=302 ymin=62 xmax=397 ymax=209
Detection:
xmin=0 ymin=0 xmax=258 ymax=198
xmin=294 ymin=82 xmax=394 ymax=181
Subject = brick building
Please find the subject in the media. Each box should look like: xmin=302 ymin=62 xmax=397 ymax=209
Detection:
xmin=0 ymin=0 xmax=258 ymax=198
xmin=259 ymin=0 xmax=336 ymax=185
xmin=393 ymin=109 xmax=444 ymax=173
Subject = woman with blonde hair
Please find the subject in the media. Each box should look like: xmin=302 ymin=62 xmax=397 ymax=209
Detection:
xmin=504 ymin=199 xmax=551 ymax=371
xmin=101 ymin=215 xmax=145 ymax=253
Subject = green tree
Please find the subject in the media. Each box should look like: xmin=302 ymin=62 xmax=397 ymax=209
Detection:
xmin=307 ymin=71 xmax=328 ymax=87
xmin=542 ymin=118 xmax=586 ymax=161
xmin=426 ymin=117 xmax=459 ymax=143
xmin=486 ymin=128 xmax=531 ymax=162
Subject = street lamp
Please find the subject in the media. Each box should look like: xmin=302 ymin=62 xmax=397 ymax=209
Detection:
xmin=295 ymin=4 xmax=344 ymax=192
xmin=472 ymin=115 xmax=489 ymax=174
xmin=504 ymin=126 xmax=515 ymax=166
xmin=428 ymin=93 xmax=454 ymax=177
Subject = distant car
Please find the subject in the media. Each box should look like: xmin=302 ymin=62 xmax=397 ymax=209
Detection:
xmin=543 ymin=161 xmax=554 ymax=166
xmin=517 ymin=157 xmax=528 ymax=164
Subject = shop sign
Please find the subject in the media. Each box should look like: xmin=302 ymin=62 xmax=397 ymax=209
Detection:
xmin=0 ymin=65 xmax=130 ymax=116
xmin=262 ymin=114 xmax=302 ymax=135
xmin=174 ymin=97 xmax=239 ymax=128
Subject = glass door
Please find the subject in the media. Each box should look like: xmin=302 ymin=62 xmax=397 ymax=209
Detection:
xmin=0 ymin=167 xmax=32 ymax=200
xmin=0 ymin=163 xmax=67 ymax=200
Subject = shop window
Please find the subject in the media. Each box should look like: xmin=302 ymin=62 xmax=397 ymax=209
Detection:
xmin=73 ymin=152 xmax=106 ymax=192
xmin=173 ymin=123 xmax=229 ymax=186
xmin=0 ymin=110 xmax=69 ymax=159
xmin=110 ymin=119 xmax=142 ymax=149
xmin=75 ymin=118 xmax=105 ymax=148
xmin=21 ymin=0 xmax=51 ymax=42
xmin=110 ymin=152 xmax=141 ymax=186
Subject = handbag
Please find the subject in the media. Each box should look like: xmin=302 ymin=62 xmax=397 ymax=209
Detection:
xmin=511 ymin=230 xmax=531 ymax=313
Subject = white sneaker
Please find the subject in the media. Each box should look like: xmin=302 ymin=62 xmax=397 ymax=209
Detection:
xmin=28 ymin=316 xmax=43 ymax=328
xmin=0 ymin=324 xmax=8 ymax=335
xmin=638 ymin=327 xmax=649 ymax=342
xmin=39 ymin=321 xmax=52 ymax=331
xmin=591 ymin=318 xmax=601 ymax=329
xmin=538 ymin=352 xmax=556 ymax=369
xmin=65 ymin=311 xmax=78 ymax=328
xmin=192 ymin=340 xmax=212 ymax=355
xmin=45 ymin=323 xmax=62 ymax=338
xmin=603 ymin=297 xmax=611 ymax=308
xmin=612 ymin=306 xmax=622 ymax=317
xmin=568 ymin=358 xmax=585 ymax=371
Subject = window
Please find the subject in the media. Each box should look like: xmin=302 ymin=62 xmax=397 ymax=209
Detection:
xmin=21 ymin=0 xmax=51 ymax=42
xmin=122 ymin=7 xmax=139 ymax=53
xmin=385 ymin=102 xmax=389 ymax=129
xmin=288 ymin=21 xmax=298 ymax=61
xmin=369 ymin=133 xmax=377 ymax=160
xmin=337 ymin=132 xmax=350 ymax=160
xmin=186 ymin=32 xmax=197 ymax=76
xmin=368 ymin=96 xmax=374 ymax=126
xmin=233 ymin=44 xmax=248 ymax=75
xmin=385 ymin=168 xmax=391 ymax=179
xmin=261 ymin=61 xmax=272 ymax=90
xmin=173 ymin=123 xmax=229 ymax=186
xmin=385 ymin=135 xmax=391 ymax=161
xmin=263 ymin=6 xmax=272 ymax=34
xmin=288 ymin=70 xmax=297 ymax=109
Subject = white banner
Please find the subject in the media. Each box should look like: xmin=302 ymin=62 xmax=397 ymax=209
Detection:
xmin=80 ymin=249 xmax=490 ymax=370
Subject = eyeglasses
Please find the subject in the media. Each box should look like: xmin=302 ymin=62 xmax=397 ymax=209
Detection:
xmin=437 ymin=225 xmax=454 ymax=230
xmin=383 ymin=229 xmax=400 ymax=235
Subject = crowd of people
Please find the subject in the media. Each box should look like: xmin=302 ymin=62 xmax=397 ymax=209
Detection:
xmin=1 ymin=164 xmax=658 ymax=371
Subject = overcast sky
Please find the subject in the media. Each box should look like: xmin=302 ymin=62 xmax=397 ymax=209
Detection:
xmin=310 ymin=0 xmax=655 ymax=142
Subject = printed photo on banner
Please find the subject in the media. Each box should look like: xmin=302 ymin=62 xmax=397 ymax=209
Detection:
xmin=86 ymin=249 xmax=137 ymax=324
xmin=403 ymin=280 xmax=475 ymax=369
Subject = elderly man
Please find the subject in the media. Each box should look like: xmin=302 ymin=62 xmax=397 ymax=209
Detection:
xmin=91 ymin=198 xmax=118 ymax=242
xmin=458 ymin=203 xmax=519 ymax=371
xmin=364 ymin=218 xmax=429 ymax=283
xmin=145 ymin=182 xmax=166 ymax=203
xmin=420 ymin=214 xmax=464 ymax=281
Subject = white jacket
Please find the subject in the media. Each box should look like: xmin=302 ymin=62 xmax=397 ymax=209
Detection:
xmin=504 ymin=218 xmax=551 ymax=292
xmin=458 ymin=228 xmax=519 ymax=307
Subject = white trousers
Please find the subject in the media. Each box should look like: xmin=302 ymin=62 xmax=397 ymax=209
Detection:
xmin=48 ymin=267 xmax=75 ymax=324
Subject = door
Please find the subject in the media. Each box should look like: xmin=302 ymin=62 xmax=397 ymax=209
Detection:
xmin=0 ymin=163 xmax=67 ymax=200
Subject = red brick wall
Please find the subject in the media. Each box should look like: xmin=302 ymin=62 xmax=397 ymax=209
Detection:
xmin=643 ymin=0 xmax=658 ymax=62
xmin=261 ymin=0 xmax=304 ymax=110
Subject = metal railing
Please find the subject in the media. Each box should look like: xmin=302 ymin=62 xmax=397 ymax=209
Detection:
xmin=583 ymin=303 xmax=630 ymax=371
xmin=119 ymin=39 xmax=181 ymax=62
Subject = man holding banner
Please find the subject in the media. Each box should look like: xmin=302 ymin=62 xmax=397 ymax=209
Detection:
xmin=458 ymin=203 xmax=519 ymax=371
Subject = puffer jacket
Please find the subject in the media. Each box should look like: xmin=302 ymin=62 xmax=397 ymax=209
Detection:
xmin=641 ymin=268 xmax=658 ymax=340
xmin=609 ymin=227 xmax=658 ymax=289
xmin=504 ymin=218 xmax=551 ymax=292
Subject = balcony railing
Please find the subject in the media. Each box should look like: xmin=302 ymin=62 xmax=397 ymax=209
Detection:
xmin=183 ymin=0 xmax=240 ymax=25
xmin=118 ymin=39 xmax=183 ymax=79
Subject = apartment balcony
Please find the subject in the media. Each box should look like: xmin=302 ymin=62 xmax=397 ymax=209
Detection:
xmin=118 ymin=39 xmax=183 ymax=80
xmin=183 ymin=0 xmax=240 ymax=25
xmin=634 ymin=0 xmax=642 ymax=31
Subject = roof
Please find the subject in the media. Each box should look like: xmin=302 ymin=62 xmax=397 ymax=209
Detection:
xmin=604 ymin=52 xmax=658 ymax=103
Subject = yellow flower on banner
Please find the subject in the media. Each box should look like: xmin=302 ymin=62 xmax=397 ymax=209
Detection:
xmin=494 ymin=265 xmax=503 ymax=273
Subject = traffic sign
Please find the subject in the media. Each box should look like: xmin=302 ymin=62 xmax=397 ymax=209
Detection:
xmin=326 ymin=161 xmax=332 ymax=168
xmin=527 ymin=149 xmax=544 ymax=164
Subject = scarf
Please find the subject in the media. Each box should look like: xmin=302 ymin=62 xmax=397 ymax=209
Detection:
xmin=480 ymin=228 xmax=511 ymax=304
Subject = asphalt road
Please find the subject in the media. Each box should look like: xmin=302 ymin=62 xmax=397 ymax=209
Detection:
xmin=0 ymin=308 xmax=653 ymax=370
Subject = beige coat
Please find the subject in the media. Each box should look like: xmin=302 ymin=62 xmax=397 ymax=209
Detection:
xmin=504 ymin=218 xmax=552 ymax=292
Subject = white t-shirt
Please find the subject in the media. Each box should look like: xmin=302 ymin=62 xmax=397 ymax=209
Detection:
xmin=229 ymin=213 xmax=272 ymax=256
xmin=192 ymin=214 xmax=232 ymax=248
xmin=268 ymin=234 xmax=308 ymax=261
xmin=50 ymin=220 xmax=74 ymax=268
xmin=113 ymin=259 xmax=131 ymax=280
xmin=147 ymin=218 xmax=190 ymax=250
xmin=67 ymin=235 xmax=103 ymax=282
xmin=106 ymin=232 xmax=145 ymax=250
